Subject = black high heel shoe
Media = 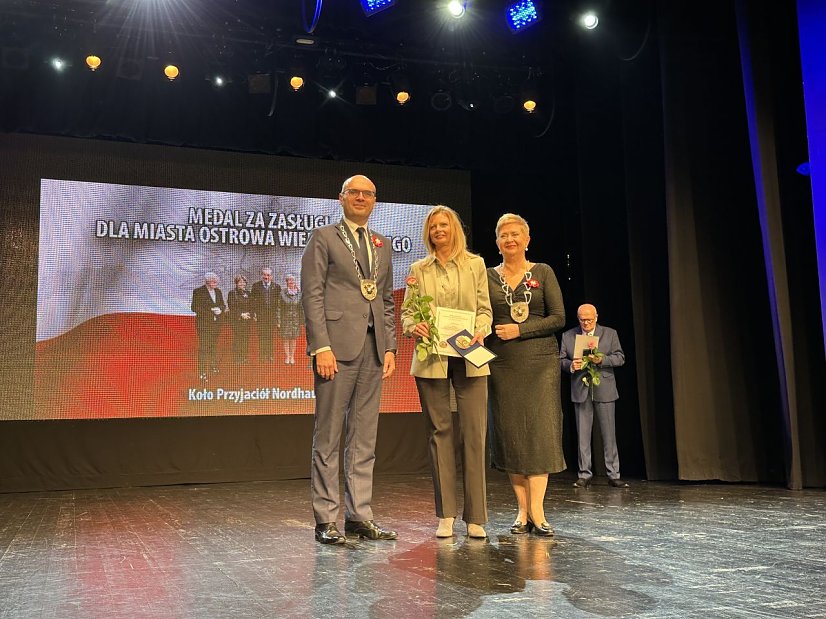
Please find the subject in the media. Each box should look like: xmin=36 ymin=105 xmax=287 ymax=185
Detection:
xmin=528 ymin=519 xmax=555 ymax=537
xmin=510 ymin=520 xmax=535 ymax=534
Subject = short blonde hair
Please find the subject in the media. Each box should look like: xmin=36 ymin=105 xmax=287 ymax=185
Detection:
xmin=495 ymin=213 xmax=530 ymax=238
xmin=423 ymin=205 xmax=474 ymax=263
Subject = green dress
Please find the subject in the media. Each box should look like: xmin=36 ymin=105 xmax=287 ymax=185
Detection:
xmin=487 ymin=263 xmax=567 ymax=475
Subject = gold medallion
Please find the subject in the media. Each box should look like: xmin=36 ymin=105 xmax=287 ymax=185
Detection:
xmin=360 ymin=279 xmax=377 ymax=301
xmin=455 ymin=335 xmax=472 ymax=349
xmin=510 ymin=301 xmax=529 ymax=323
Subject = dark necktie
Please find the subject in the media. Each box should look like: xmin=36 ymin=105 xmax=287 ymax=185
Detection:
xmin=356 ymin=227 xmax=371 ymax=277
xmin=357 ymin=227 xmax=374 ymax=328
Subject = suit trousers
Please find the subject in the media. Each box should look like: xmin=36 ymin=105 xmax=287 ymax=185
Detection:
xmin=574 ymin=398 xmax=620 ymax=480
xmin=415 ymin=357 xmax=488 ymax=524
xmin=196 ymin=321 xmax=220 ymax=374
xmin=311 ymin=329 xmax=383 ymax=524
xmin=257 ymin=319 xmax=275 ymax=361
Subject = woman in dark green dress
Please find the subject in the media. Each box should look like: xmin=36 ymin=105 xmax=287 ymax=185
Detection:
xmin=487 ymin=213 xmax=566 ymax=537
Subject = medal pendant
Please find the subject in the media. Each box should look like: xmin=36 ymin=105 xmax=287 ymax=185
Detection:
xmin=510 ymin=301 xmax=529 ymax=323
xmin=360 ymin=279 xmax=378 ymax=301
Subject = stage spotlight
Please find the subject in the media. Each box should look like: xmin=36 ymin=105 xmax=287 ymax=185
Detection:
xmin=506 ymin=1 xmax=541 ymax=32
xmin=328 ymin=89 xmax=337 ymax=98
xmin=50 ymin=57 xmax=67 ymax=72
xmin=391 ymin=72 xmax=411 ymax=106
xmin=85 ymin=55 xmax=101 ymax=71
xmin=360 ymin=0 xmax=396 ymax=16
xmin=448 ymin=1 xmax=466 ymax=18
xmin=430 ymin=89 xmax=453 ymax=112
xmin=213 ymin=75 xmax=227 ymax=87
xmin=520 ymin=75 xmax=539 ymax=113
xmin=164 ymin=64 xmax=179 ymax=81
xmin=580 ymin=12 xmax=599 ymax=30
xmin=289 ymin=75 xmax=305 ymax=91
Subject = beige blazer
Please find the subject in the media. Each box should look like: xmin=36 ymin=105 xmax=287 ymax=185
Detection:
xmin=401 ymin=253 xmax=492 ymax=378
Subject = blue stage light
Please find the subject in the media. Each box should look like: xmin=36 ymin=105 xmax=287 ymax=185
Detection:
xmin=506 ymin=1 xmax=541 ymax=32
xmin=360 ymin=0 xmax=396 ymax=16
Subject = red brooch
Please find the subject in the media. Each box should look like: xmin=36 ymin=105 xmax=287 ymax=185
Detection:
xmin=526 ymin=278 xmax=539 ymax=289
xmin=372 ymin=236 xmax=383 ymax=248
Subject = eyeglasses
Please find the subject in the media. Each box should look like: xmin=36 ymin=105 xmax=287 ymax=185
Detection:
xmin=342 ymin=188 xmax=376 ymax=199
xmin=578 ymin=317 xmax=596 ymax=323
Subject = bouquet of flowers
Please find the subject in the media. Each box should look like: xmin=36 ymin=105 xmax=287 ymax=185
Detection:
xmin=580 ymin=343 xmax=605 ymax=391
xmin=402 ymin=276 xmax=440 ymax=362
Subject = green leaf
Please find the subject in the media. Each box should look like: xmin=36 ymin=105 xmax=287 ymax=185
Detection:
xmin=416 ymin=347 xmax=428 ymax=362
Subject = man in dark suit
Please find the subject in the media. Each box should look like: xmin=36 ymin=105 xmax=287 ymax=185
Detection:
xmin=301 ymin=174 xmax=398 ymax=545
xmin=250 ymin=267 xmax=280 ymax=363
xmin=560 ymin=303 xmax=629 ymax=488
xmin=191 ymin=272 xmax=226 ymax=382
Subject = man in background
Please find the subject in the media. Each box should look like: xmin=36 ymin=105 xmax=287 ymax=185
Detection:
xmin=250 ymin=267 xmax=280 ymax=363
xmin=560 ymin=303 xmax=629 ymax=488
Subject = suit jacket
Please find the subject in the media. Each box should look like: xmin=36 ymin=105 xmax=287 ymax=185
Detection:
xmin=250 ymin=281 xmax=281 ymax=324
xmin=301 ymin=221 xmax=396 ymax=363
xmin=560 ymin=324 xmax=624 ymax=403
xmin=191 ymin=285 xmax=226 ymax=329
xmin=401 ymin=254 xmax=492 ymax=378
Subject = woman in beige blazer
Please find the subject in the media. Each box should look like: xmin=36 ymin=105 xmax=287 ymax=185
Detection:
xmin=402 ymin=205 xmax=492 ymax=539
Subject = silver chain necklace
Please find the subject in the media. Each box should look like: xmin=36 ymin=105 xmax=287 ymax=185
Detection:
xmin=338 ymin=221 xmax=380 ymax=300
xmin=499 ymin=266 xmax=532 ymax=324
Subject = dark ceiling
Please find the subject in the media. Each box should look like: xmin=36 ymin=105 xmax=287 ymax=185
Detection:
xmin=0 ymin=0 xmax=654 ymax=170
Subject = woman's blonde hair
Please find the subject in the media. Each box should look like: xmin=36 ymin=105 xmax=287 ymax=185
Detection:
xmin=422 ymin=205 xmax=475 ymax=264
xmin=495 ymin=213 xmax=530 ymax=238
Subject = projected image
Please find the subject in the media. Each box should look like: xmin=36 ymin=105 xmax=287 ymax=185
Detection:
xmin=35 ymin=179 xmax=429 ymax=419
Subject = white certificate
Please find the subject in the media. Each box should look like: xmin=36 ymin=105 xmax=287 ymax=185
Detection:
xmin=434 ymin=307 xmax=476 ymax=358
xmin=574 ymin=334 xmax=600 ymax=359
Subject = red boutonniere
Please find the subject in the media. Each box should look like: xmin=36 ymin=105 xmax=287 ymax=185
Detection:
xmin=526 ymin=278 xmax=539 ymax=289
xmin=372 ymin=236 xmax=383 ymax=248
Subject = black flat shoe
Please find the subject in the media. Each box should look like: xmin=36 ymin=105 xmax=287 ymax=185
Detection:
xmin=608 ymin=478 xmax=630 ymax=488
xmin=510 ymin=520 xmax=535 ymax=534
xmin=344 ymin=519 xmax=398 ymax=540
xmin=573 ymin=477 xmax=592 ymax=488
xmin=530 ymin=520 xmax=555 ymax=537
xmin=314 ymin=522 xmax=346 ymax=545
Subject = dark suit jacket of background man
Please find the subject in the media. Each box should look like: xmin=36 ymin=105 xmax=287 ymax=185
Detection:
xmin=560 ymin=324 xmax=624 ymax=402
xmin=191 ymin=284 xmax=226 ymax=331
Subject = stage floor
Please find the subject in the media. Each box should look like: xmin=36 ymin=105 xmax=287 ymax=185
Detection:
xmin=0 ymin=471 xmax=824 ymax=618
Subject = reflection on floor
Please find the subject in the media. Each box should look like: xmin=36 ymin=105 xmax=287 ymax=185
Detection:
xmin=0 ymin=471 xmax=824 ymax=618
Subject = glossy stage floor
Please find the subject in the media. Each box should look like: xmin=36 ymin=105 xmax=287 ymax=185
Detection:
xmin=1 ymin=471 xmax=824 ymax=618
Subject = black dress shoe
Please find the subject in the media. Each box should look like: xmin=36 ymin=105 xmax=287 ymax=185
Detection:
xmin=344 ymin=520 xmax=398 ymax=540
xmin=314 ymin=522 xmax=346 ymax=545
xmin=510 ymin=520 xmax=535 ymax=534
xmin=530 ymin=521 xmax=555 ymax=537
xmin=608 ymin=478 xmax=630 ymax=488
xmin=573 ymin=477 xmax=592 ymax=488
